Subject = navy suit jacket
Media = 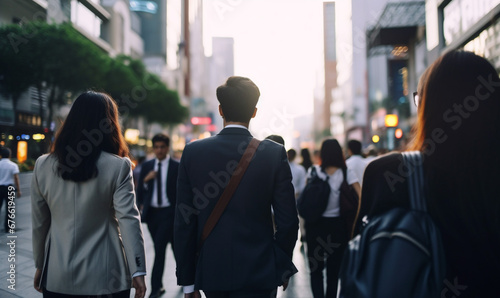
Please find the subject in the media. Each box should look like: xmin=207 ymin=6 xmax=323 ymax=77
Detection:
xmin=174 ymin=127 xmax=299 ymax=291
xmin=137 ymin=157 xmax=179 ymax=223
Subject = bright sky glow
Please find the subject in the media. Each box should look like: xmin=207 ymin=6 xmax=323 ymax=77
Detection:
xmin=203 ymin=0 xmax=325 ymax=142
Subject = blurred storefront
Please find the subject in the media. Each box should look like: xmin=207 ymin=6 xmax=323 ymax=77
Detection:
xmin=426 ymin=0 xmax=500 ymax=70
xmin=366 ymin=1 xmax=426 ymax=150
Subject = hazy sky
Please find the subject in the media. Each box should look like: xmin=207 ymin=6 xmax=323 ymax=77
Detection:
xmin=203 ymin=0 xmax=325 ymax=143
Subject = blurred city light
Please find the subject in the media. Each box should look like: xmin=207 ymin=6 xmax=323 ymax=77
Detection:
xmin=395 ymin=128 xmax=403 ymax=139
xmin=385 ymin=114 xmax=399 ymax=127
xmin=33 ymin=134 xmax=45 ymax=141
xmin=191 ymin=117 xmax=212 ymax=125
xmin=372 ymin=135 xmax=380 ymax=143
xmin=124 ymin=129 xmax=140 ymax=144
xmin=17 ymin=141 xmax=27 ymax=163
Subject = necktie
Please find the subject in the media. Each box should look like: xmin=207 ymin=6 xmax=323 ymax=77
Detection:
xmin=157 ymin=162 xmax=162 ymax=206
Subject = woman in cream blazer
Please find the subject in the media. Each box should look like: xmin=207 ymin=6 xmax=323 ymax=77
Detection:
xmin=31 ymin=91 xmax=146 ymax=298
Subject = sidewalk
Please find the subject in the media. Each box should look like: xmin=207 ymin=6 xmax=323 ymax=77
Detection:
xmin=0 ymin=173 xmax=312 ymax=298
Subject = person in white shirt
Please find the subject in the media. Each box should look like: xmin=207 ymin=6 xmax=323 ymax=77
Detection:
xmin=304 ymin=139 xmax=361 ymax=298
xmin=0 ymin=147 xmax=21 ymax=232
xmin=345 ymin=140 xmax=368 ymax=186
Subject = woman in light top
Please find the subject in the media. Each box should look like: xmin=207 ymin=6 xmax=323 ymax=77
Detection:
xmin=31 ymin=91 xmax=146 ymax=298
xmin=305 ymin=138 xmax=361 ymax=298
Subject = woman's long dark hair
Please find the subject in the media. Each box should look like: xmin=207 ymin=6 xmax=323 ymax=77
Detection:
xmin=300 ymin=148 xmax=313 ymax=170
xmin=409 ymin=50 xmax=500 ymax=288
xmin=51 ymin=91 xmax=129 ymax=182
xmin=319 ymin=138 xmax=346 ymax=172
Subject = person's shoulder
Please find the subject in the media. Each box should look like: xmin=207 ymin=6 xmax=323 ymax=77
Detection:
xmin=169 ymin=156 xmax=180 ymax=166
xmin=99 ymin=152 xmax=133 ymax=168
xmin=364 ymin=152 xmax=403 ymax=179
xmin=260 ymin=139 xmax=285 ymax=152
xmin=183 ymin=136 xmax=217 ymax=152
xmin=34 ymin=154 xmax=51 ymax=167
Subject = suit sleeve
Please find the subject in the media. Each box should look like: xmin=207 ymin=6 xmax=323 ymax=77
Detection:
xmin=31 ymin=157 xmax=51 ymax=269
xmin=113 ymin=158 xmax=146 ymax=275
xmin=174 ymin=148 xmax=198 ymax=286
xmin=272 ymin=148 xmax=299 ymax=257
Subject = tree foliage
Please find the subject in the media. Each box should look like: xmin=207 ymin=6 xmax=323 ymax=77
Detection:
xmin=0 ymin=22 xmax=187 ymax=128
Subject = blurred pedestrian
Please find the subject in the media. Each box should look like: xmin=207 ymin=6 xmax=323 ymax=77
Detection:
xmin=31 ymin=91 xmax=146 ymax=298
xmin=287 ymin=148 xmax=307 ymax=241
xmin=305 ymin=138 xmax=361 ymax=298
xmin=363 ymin=145 xmax=378 ymax=163
xmin=136 ymin=133 xmax=179 ymax=298
xmin=133 ymin=155 xmax=146 ymax=190
xmin=174 ymin=76 xmax=298 ymax=298
xmin=0 ymin=147 xmax=21 ymax=232
xmin=360 ymin=50 xmax=500 ymax=296
xmin=300 ymin=148 xmax=313 ymax=171
xmin=265 ymin=134 xmax=285 ymax=146
xmin=345 ymin=140 xmax=368 ymax=186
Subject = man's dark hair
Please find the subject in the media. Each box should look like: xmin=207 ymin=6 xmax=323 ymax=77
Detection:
xmin=287 ymin=149 xmax=297 ymax=161
xmin=265 ymin=134 xmax=285 ymax=146
xmin=152 ymin=133 xmax=170 ymax=147
xmin=1 ymin=147 xmax=11 ymax=158
xmin=216 ymin=76 xmax=260 ymax=123
xmin=347 ymin=140 xmax=362 ymax=155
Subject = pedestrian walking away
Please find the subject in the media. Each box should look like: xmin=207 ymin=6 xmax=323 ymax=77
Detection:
xmin=174 ymin=76 xmax=299 ymax=298
xmin=31 ymin=91 xmax=146 ymax=298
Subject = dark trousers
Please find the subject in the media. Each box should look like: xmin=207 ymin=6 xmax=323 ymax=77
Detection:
xmin=147 ymin=206 xmax=175 ymax=292
xmin=305 ymin=217 xmax=347 ymax=298
xmin=43 ymin=288 xmax=130 ymax=298
xmin=204 ymin=288 xmax=277 ymax=298
xmin=0 ymin=185 xmax=12 ymax=232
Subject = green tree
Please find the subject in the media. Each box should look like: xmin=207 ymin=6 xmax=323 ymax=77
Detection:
xmin=104 ymin=55 xmax=188 ymax=126
xmin=0 ymin=22 xmax=109 ymax=127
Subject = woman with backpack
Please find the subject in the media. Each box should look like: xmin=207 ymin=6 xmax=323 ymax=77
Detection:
xmin=358 ymin=50 xmax=500 ymax=296
xmin=304 ymin=138 xmax=361 ymax=298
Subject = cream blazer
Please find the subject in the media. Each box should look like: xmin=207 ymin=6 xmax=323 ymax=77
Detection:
xmin=31 ymin=152 xmax=146 ymax=295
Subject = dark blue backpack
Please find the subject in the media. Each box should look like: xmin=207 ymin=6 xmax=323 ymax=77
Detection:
xmin=339 ymin=152 xmax=446 ymax=297
xmin=297 ymin=166 xmax=330 ymax=223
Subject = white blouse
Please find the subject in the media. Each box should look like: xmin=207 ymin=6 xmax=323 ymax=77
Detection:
xmin=307 ymin=165 xmax=359 ymax=217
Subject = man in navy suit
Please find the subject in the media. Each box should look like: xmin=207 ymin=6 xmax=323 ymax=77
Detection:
xmin=174 ymin=76 xmax=299 ymax=298
xmin=137 ymin=133 xmax=179 ymax=298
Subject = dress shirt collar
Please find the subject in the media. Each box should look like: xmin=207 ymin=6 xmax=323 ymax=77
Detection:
xmin=224 ymin=124 xmax=248 ymax=130
xmin=155 ymin=155 xmax=170 ymax=166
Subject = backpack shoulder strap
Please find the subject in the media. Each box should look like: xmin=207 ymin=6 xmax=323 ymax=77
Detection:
xmin=402 ymin=151 xmax=427 ymax=212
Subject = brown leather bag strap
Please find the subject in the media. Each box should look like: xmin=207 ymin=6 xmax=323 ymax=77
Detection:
xmin=199 ymin=138 xmax=261 ymax=251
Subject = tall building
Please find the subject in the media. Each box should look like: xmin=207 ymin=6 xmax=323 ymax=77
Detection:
xmin=366 ymin=1 xmax=426 ymax=150
xmin=425 ymin=0 xmax=500 ymax=70
xmin=206 ymin=37 xmax=234 ymax=131
xmin=136 ymin=0 xmax=183 ymax=88
xmin=322 ymin=2 xmax=337 ymax=140
xmin=332 ymin=0 xmax=390 ymax=144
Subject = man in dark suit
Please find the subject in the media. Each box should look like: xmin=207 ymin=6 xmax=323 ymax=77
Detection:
xmin=174 ymin=76 xmax=299 ymax=298
xmin=137 ymin=133 xmax=179 ymax=298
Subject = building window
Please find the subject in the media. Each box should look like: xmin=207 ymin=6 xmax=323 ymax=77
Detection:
xmin=71 ymin=0 xmax=102 ymax=38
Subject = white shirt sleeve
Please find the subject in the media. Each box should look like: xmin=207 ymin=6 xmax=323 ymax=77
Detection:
xmin=183 ymin=285 xmax=195 ymax=293
xmin=346 ymin=167 xmax=359 ymax=185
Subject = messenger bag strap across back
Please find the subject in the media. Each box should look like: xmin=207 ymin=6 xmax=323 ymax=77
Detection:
xmin=198 ymin=138 xmax=261 ymax=251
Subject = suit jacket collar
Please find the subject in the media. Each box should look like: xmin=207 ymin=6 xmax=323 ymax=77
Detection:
xmin=218 ymin=127 xmax=252 ymax=137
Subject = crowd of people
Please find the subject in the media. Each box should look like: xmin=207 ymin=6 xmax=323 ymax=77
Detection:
xmin=24 ymin=49 xmax=500 ymax=298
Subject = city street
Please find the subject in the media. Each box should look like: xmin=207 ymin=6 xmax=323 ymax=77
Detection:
xmin=0 ymin=173 xmax=312 ymax=298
